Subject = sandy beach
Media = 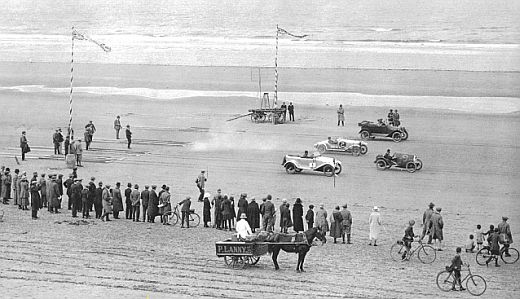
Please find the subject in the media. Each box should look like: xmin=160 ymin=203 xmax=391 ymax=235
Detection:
xmin=0 ymin=61 xmax=519 ymax=298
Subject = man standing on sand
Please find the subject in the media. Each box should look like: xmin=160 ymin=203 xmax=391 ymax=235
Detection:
xmin=280 ymin=102 xmax=287 ymax=122
xmin=430 ymin=207 xmax=444 ymax=251
xmin=71 ymin=178 xmax=83 ymax=218
xmin=262 ymin=195 xmax=275 ymax=232
xmin=196 ymin=170 xmax=207 ymax=202
xmin=75 ymin=139 xmax=83 ymax=167
xmin=420 ymin=202 xmax=435 ymax=244
xmin=341 ymin=204 xmax=353 ymax=244
xmin=337 ymin=104 xmax=345 ymax=126
xmin=53 ymin=129 xmax=61 ymax=155
xmin=88 ymin=177 xmax=96 ymax=214
xmin=288 ymin=102 xmax=295 ymax=122
xmin=63 ymin=173 xmax=74 ymax=210
xmin=178 ymin=196 xmax=192 ymax=228
xmin=85 ymin=121 xmax=96 ymax=141
xmin=20 ymin=131 xmax=29 ymax=161
xmin=125 ymin=125 xmax=132 ymax=149
xmin=140 ymin=185 xmax=150 ymax=222
xmin=101 ymin=184 xmax=112 ymax=221
xmin=387 ymin=109 xmax=394 ymax=126
xmin=94 ymin=181 xmax=103 ymax=219
xmin=131 ymin=184 xmax=141 ymax=222
xmin=114 ymin=116 xmax=121 ymax=139
xmin=148 ymin=185 xmax=159 ymax=223
xmin=212 ymin=189 xmax=223 ymax=229
xmin=112 ymin=182 xmax=123 ymax=219
xmin=125 ymin=182 xmax=133 ymax=220
xmin=393 ymin=109 xmax=400 ymax=126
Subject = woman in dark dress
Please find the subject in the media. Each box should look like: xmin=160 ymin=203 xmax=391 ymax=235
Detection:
xmin=330 ymin=206 xmax=344 ymax=243
xmin=203 ymin=193 xmax=211 ymax=227
xmin=221 ymin=195 xmax=233 ymax=231
xmin=292 ymin=198 xmax=304 ymax=233
xmin=246 ymin=197 xmax=260 ymax=233
xmin=30 ymin=181 xmax=41 ymax=219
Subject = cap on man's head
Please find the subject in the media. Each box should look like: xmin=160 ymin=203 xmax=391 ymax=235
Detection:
xmin=429 ymin=202 xmax=435 ymax=208
xmin=436 ymin=207 xmax=442 ymax=212
xmin=201 ymin=170 xmax=205 ymax=173
xmin=502 ymin=216 xmax=509 ymax=221
xmin=98 ymin=181 xmax=103 ymax=186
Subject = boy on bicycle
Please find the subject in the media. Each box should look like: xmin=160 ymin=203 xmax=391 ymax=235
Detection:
xmin=402 ymin=220 xmax=416 ymax=260
xmin=449 ymin=247 xmax=465 ymax=291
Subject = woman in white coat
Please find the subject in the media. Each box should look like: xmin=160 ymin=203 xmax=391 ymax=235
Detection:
xmin=369 ymin=206 xmax=382 ymax=246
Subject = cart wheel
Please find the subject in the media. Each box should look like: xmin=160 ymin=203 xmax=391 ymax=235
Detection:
xmin=224 ymin=256 xmax=233 ymax=267
xmin=232 ymin=256 xmax=245 ymax=269
xmin=249 ymin=256 xmax=260 ymax=265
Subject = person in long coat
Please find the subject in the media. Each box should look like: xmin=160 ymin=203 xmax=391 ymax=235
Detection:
xmin=279 ymin=199 xmax=292 ymax=233
xmin=12 ymin=169 xmax=20 ymax=208
xmin=48 ymin=176 xmax=61 ymax=213
xmin=141 ymin=186 xmax=150 ymax=222
xmin=305 ymin=205 xmax=315 ymax=230
xmin=203 ymin=193 xmax=211 ymax=228
xmin=212 ymin=189 xmax=223 ymax=229
xmin=159 ymin=187 xmax=171 ymax=225
xmin=221 ymin=195 xmax=233 ymax=230
xmin=330 ymin=206 xmax=344 ymax=243
xmin=429 ymin=207 xmax=444 ymax=251
xmin=39 ymin=173 xmax=46 ymax=209
xmin=315 ymin=204 xmax=329 ymax=233
xmin=420 ymin=202 xmax=435 ymax=244
xmin=112 ymin=182 xmax=123 ymax=219
xmin=94 ymin=182 xmax=103 ymax=219
xmin=246 ymin=197 xmax=260 ymax=233
xmin=230 ymin=196 xmax=236 ymax=228
xmin=2 ymin=168 xmax=12 ymax=203
xmin=340 ymin=204 xmax=353 ymax=244
xmin=19 ymin=176 xmax=30 ymax=210
xmin=292 ymin=198 xmax=304 ymax=233
xmin=101 ymin=184 xmax=113 ymax=221
xmin=237 ymin=193 xmax=248 ymax=216
xmin=369 ymin=206 xmax=382 ymax=246
xmin=147 ymin=185 xmax=159 ymax=223
xmin=30 ymin=181 xmax=40 ymax=219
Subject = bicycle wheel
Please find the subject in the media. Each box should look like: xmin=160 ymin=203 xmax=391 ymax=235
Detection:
xmin=501 ymin=247 xmax=519 ymax=264
xmin=417 ymin=244 xmax=436 ymax=264
xmin=390 ymin=243 xmax=406 ymax=262
xmin=189 ymin=213 xmax=200 ymax=228
xmin=475 ymin=248 xmax=491 ymax=266
xmin=466 ymin=274 xmax=486 ymax=296
xmin=436 ymin=271 xmax=454 ymax=292
xmin=163 ymin=211 xmax=179 ymax=226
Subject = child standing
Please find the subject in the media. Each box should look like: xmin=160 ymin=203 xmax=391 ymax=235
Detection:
xmin=449 ymin=247 xmax=465 ymax=291
xmin=475 ymin=224 xmax=484 ymax=250
xmin=465 ymin=234 xmax=475 ymax=253
xmin=484 ymin=225 xmax=495 ymax=246
xmin=402 ymin=220 xmax=416 ymax=260
xmin=305 ymin=205 xmax=315 ymax=230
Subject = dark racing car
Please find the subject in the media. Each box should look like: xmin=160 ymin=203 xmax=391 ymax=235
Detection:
xmin=358 ymin=119 xmax=409 ymax=142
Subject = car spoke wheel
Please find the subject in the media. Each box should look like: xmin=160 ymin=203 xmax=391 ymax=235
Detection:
xmin=323 ymin=165 xmax=334 ymax=177
xmin=501 ymin=247 xmax=519 ymax=264
xmin=401 ymin=130 xmax=409 ymax=140
xmin=475 ymin=248 xmax=491 ymax=266
xmin=415 ymin=159 xmax=423 ymax=170
xmin=436 ymin=271 xmax=454 ymax=292
xmin=285 ymin=163 xmax=296 ymax=174
xmin=334 ymin=164 xmax=342 ymax=175
xmin=466 ymin=275 xmax=487 ymax=296
xmin=360 ymin=130 xmax=370 ymax=140
xmin=406 ymin=162 xmax=417 ymax=173
xmin=392 ymin=132 xmax=402 ymax=142
xmin=417 ymin=245 xmax=436 ymax=264
xmin=360 ymin=145 xmax=368 ymax=155
xmin=317 ymin=144 xmax=327 ymax=154
xmin=390 ymin=243 xmax=406 ymax=262
xmin=376 ymin=159 xmax=387 ymax=170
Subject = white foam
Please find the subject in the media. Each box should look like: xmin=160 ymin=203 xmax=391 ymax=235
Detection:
xmin=0 ymin=85 xmax=518 ymax=114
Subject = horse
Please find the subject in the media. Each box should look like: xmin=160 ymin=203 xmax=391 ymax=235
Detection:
xmin=268 ymin=227 xmax=327 ymax=272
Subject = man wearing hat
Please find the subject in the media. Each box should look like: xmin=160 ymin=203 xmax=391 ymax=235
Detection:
xmin=262 ymin=195 xmax=275 ymax=232
xmin=196 ymin=170 xmax=207 ymax=202
xmin=178 ymin=196 xmax=192 ymax=228
xmin=141 ymin=185 xmax=150 ymax=222
xmin=101 ymin=184 xmax=112 ymax=221
xmin=246 ymin=197 xmax=260 ymax=233
xmin=430 ymin=207 xmax=444 ymax=251
xmin=147 ymin=185 xmax=159 ymax=223
xmin=125 ymin=125 xmax=132 ymax=149
xmin=202 ymin=192 xmax=212 ymax=228
xmin=498 ymin=216 xmax=513 ymax=257
xmin=131 ymin=184 xmax=141 ymax=222
xmin=71 ymin=178 xmax=83 ymax=218
xmin=20 ymin=131 xmax=29 ymax=161
xmin=48 ymin=175 xmax=61 ymax=214
xmin=341 ymin=204 xmax=353 ymax=244
xmin=63 ymin=173 xmax=74 ymax=210
xmin=212 ymin=189 xmax=224 ymax=229
xmin=236 ymin=213 xmax=252 ymax=240
xmin=30 ymin=180 xmax=41 ymax=219
xmin=114 ymin=116 xmax=121 ymax=139
xmin=420 ymin=202 xmax=435 ymax=244
xmin=88 ymin=177 xmax=96 ymax=213
xmin=94 ymin=181 xmax=104 ymax=219
xmin=237 ymin=193 xmax=248 ymax=216
xmin=112 ymin=182 xmax=123 ymax=219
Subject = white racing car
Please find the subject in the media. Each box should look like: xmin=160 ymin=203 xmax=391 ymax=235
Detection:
xmin=282 ymin=153 xmax=342 ymax=177
xmin=314 ymin=137 xmax=368 ymax=155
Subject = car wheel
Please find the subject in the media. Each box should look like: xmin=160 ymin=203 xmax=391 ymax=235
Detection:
xmin=406 ymin=162 xmax=416 ymax=173
xmin=360 ymin=145 xmax=368 ymax=155
xmin=360 ymin=130 xmax=370 ymax=140
xmin=317 ymin=144 xmax=327 ymax=154
xmin=285 ymin=163 xmax=296 ymax=174
xmin=334 ymin=164 xmax=342 ymax=175
xmin=392 ymin=132 xmax=402 ymax=142
xmin=401 ymin=130 xmax=408 ymax=140
xmin=376 ymin=159 xmax=387 ymax=170
xmin=415 ymin=158 xmax=423 ymax=170
xmin=323 ymin=165 xmax=334 ymax=177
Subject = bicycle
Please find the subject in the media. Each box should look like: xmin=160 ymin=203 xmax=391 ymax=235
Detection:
xmin=475 ymin=243 xmax=519 ymax=266
xmin=390 ymin=239 xmax=436 ymax=264
xmin=436 ymin=264 xmax=486 ymax=296
xmin=163 ymin=205 xmax=200 ymax=227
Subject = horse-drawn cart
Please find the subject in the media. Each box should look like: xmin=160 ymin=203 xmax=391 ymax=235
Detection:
xmin=215 ymin=241 xmax=269 ymax=269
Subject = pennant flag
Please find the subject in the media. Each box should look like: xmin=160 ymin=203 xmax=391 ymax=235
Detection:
xmin=72 ymin=29 xmax=111 ymax=52
xmin=277 ymin=27 xmax=308 ymax=39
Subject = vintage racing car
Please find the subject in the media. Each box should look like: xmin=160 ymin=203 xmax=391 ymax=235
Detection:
xmin=314 ymin=137 xmax=368 ymax=155
xmin=282 ymin=154 xmax=342 ymax=177
xmin=374 ymin=152 xmax=423 ymax=173
xmin=358 ymin=120 xmax=408 ymax=142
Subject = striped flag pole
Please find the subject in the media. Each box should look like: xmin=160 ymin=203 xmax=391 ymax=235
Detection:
xmin=274 ymin=24 xmax=279 ymax=107
xmin=68 ymin=26 xmax=75 ymax=138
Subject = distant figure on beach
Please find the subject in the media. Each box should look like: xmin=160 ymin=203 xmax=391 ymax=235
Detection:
xmin=305 ymin=204 xmax=314 ymax=230
xmin=196 ymin=170 xmax=207 ymax=202
xmin=64 ymin=135 xmax=70 ymax=156
xmin=430 ymin=207 xmax=444 ymax=251
xmin=20 ymin=131 xmax=29 ymax=161
xmin=393 ymin=109 xmax=400 ymax=126
xmin=53 ymin=129 xmax=63 ymax=155
xmin=114 ymin=116 xmax=121 ymax=139
xmin=368 ymin=206 xmax=381 ymax=246
xmin=84 ymin=129 xmax=92 ymax=150
xmin=341 ymin=204 xmax=353 ymax=244
xmin=337 ymin=105 xmax=345 ymax=126
xmin=420 ymin=202 xmax=435 ymax=244
xmin=85 ymin=121 xmax=96 ymax=139
xmin=387 ymin=109 xmax=394 ymax=126
xmin=125 ymin=125 xmax=132 ymax=149
xmin=280 ymin=102 xmax=287 ymax=122
xmin=75 ymin=139 xmax=83 ymax=167
xmin=288 ymin=102 xmax=295 ymax=121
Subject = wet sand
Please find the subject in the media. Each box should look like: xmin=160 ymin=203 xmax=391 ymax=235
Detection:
xmin=0 ymin=62 xmax=519 ymax=298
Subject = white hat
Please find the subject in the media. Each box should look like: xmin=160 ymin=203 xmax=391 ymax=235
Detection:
xmin=204 ymin=192 xmax=211 ymax=198
xmin=240 ymin=213 xmax=247 ymax=219
xmin=373 ymin=206 xmax=379 ymax=211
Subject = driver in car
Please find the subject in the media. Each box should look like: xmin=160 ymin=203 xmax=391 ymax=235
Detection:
xmin=377 ymin=119 xmax=386 ymax=126
xmin=302 ymin=150 xmax=313 ymax=158
xmin=327 ymin=137 xmax=338 ymax=144
xmin=384 ymin=149 xmax=396 ymax=164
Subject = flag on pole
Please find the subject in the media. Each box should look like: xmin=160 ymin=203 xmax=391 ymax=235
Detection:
xmin=277 ymin=27 xmax=308 ymax=39
xmin=72 ymin=29 xmax=111 ymax=52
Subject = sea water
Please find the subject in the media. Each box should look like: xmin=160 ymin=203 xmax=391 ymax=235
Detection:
xmin=0 ymin=0 xmax=519 ymax=71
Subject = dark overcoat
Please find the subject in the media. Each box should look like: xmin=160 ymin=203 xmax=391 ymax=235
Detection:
xmin=147 ymin=190 xmax=159 ymax=217
xmin=203 ymin=197 xmax=211 ymax=223
xmin=112 ymin=188 xmax=123 ymax=212
xmin=292 ymin=202 xmax=304 ymax=232
xmin=237 ymin=197 xmax=248 ymax=216
xmin=246 ymin=200 xmax=260 ymax=229
xmin=30 ymin=184 xmax=40 ymax=209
